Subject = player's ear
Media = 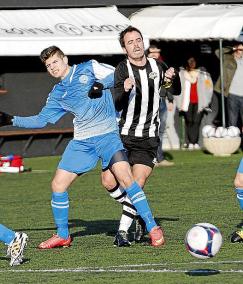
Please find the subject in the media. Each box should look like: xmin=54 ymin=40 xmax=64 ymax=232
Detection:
xmin=63 ymin=56 xmax=68 ymax=64
xmin=122 ymin=47 xmax=127 ymax=54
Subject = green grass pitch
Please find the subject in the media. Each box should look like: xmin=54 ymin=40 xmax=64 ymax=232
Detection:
xmin=0 ymin=150 xmax=243 ymax=283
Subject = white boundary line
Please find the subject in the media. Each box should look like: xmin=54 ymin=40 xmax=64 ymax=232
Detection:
xmin=105 ymin=260 xmax=243 ymax=267
xmin=1 ymin=260 xmax=243 ymax=273
xmin=31 ymin=170 xmax=52 ymax=173
xmin=0 ymin=268 xmax=243 ymax=274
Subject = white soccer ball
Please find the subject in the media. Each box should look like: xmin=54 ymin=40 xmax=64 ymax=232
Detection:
xmin=207 ymin=126 xmax=216 ymax=138
xmin=202 ymin=125 xmax=216 ymax=138
xmin=185 ymin=223 xmax=223 ymax=259
xmin=215 ymin=127 xmax=228 ymax=138
xmin=227 ymin=126 xmax=241 ymax=137
xmin=202 ymin=125 xmax=213 ymax=138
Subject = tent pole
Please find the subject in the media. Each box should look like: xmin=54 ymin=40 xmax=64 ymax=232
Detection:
xmin=219 ymin=38 xmax=226 ymax=128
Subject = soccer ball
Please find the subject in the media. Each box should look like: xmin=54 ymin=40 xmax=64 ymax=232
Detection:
xmin=202 ymin=125 xmax=213 ymax=138
xmin=185 ymin=223 xmax=223 ymax=259
xmin=207 ymin=126 xmax=216 ymax=138
xmin=202 ymin=125 xmax=215 ymax=138
xmin=215 ymin=127 xmax=228 ymax=138
xmin=227 ymin=126 xmax=241 ymax=137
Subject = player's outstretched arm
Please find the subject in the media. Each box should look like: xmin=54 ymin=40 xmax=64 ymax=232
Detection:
xmin=0 ymin=111 xmax=13 ymax=127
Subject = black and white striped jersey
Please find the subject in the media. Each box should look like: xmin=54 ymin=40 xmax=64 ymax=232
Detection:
xmin=112 ymin=57 xmax=165 ymax=138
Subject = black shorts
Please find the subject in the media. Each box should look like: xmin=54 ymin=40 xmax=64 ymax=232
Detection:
xmin=121 ymin=135 xmax=159 ymax=168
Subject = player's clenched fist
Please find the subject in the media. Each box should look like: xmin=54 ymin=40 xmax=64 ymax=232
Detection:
xmin=0 ymin=111 xmax=13 ymax=127
xmin=124 ymin=78 xmax=135 ymax=92
xmin=88 ymin=82 xmax=104 ymax=99
xmin=164 ymin=67 xmax=176 ymax=80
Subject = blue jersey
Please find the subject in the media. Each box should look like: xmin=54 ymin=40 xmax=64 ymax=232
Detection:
xmin=13 ymin=60 xmax=118 ymax=140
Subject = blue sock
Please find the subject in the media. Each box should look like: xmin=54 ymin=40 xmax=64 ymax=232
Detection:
xmin=0 ymin=224 xmax=15 ymax=245
xmin=125 ymin=182 xmax=157 ymax=232
xmin=52 ymin=191 xmax=69 ymax=239
xmin=236 ymin=188 xmax=243 ymax=210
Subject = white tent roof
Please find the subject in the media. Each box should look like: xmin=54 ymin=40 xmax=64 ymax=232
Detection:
xmin=0 ymin=6 xmax=132 ymax=56
xmin=130 ymin=4 xmax=243 ymax=40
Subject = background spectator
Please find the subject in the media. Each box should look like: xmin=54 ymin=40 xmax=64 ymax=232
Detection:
xmin=148 ymin=44 xmax=174 ymax=166
xmin=214 ymin=41 xmax=243 ymax=132
xmin=176 ymin=55 xmax=213 ymax=150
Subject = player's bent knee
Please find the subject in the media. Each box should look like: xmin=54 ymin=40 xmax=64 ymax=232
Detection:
xmin=101 ymin=171 xmax=117 ymax=190
xmin=51 ymin=179 xmax=66 ymax=193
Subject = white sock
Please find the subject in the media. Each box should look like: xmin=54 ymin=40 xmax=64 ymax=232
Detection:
xmin=108 ymin=186 xmax=137 ymax=232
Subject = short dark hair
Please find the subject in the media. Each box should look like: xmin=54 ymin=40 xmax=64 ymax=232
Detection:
xmin=119 ymin=25 xmax=143 ymax=48
xmin=183 ymin=55 xmax=198 ymax=70
xmin=40 ymin=46 xmax=65 ymax=63
xmin=148 ymin=44 xmax=161 ymax=53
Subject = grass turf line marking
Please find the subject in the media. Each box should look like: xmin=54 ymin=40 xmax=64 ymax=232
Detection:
xmin=104 ymin=260 xmax=243 ymax=267
xmin=31 ymin=170 xmax=52 ymax=173
xmin=0 ymin=268 xmax=243 ymax=274
xmin=1 ymin=260 xmax=243 ymax=274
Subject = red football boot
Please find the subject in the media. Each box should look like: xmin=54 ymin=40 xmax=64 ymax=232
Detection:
xmin=149 ymin=226 xmax=165 ymax=247
xmin=38 ymin=234 xmax=72 ymax=249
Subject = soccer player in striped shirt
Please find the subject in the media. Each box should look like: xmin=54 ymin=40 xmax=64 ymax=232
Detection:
xmin=102 ymin=26 xmax=181 ymax=247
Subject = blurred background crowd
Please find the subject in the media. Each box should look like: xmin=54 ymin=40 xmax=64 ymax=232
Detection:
xmin=0 ymin=1 xmax=243 ymax=159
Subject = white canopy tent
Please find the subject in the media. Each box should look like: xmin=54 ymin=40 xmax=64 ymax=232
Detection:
xmin=130 ymin=4 xmax=243 ymax=127
xmin=130 ymin=4 xmax=243 ymax=40
xmin=0 ymin=6 xmax=132 ymax=56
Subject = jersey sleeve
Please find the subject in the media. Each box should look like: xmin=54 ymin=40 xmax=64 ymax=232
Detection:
xmin=13 ymin=93 xmax=67 ymax=128
xmin=157 ymin=60 xmax=181 ymax=97
xmin=91 ymin=60 xmax=115 ymax=89
xmin=112 ymin=61 xmax=130 ymax=111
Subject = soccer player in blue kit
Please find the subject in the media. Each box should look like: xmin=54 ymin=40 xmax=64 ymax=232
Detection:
xmin=231 ymin=158 xmax=243 ymax=242
xmin=0 ymin=224 xmax=28 ymax=266
xmin=0 ymin=46 xmax=164 ymax=249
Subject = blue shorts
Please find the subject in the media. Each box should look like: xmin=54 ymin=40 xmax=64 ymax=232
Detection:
xmin=58 ymin=131 xmax=124 ymax=174
xmin=237 ymin=158 xmax=243 ymax=173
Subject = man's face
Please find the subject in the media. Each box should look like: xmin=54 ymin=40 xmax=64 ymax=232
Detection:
xmin=123 ymin=31 xmax=145 ymax=60
xmin=234 ymin=44 xmax=243 ymax=58
xmin=45 ymin=53 xmax=69 ymax=79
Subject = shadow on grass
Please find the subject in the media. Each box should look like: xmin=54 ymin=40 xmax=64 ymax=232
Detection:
xmin=69 ymin=216 xmax=179 ymax=239
xmin=236 ymin=220 xmax=243 ymax=228
xmin=0 ymin=256 xmax=31 ymax=265
xmin=163 ymin=152 xmax=174 ymax=161
xmin=16 ymin=216 xmax=179 ymax=240
xmin=186 ymin=269 xmax=220 ymax=276
xmin=202 ymin=150 xmax=211 ymax=155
